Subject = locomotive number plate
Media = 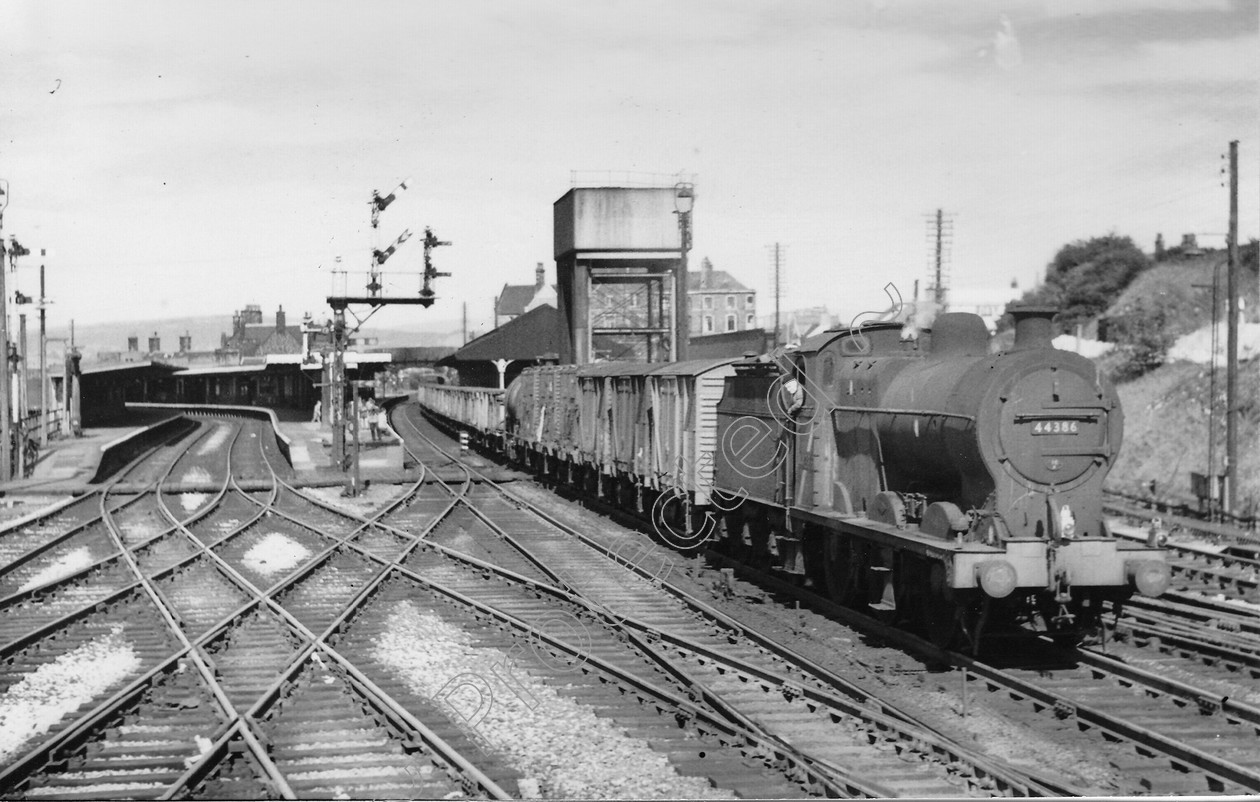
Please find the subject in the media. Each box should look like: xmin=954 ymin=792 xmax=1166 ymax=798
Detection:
xmin=1031 ymin=420 xmax=1079 ymax=435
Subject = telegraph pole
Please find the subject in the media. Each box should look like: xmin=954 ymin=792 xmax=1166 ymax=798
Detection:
xmin=926 ymin=209 xmax=954 ymax=310
xmin=935 ymin=209 xmax=944 ymax=305
xmin=17 ymin=313 xmax=27 ymax=477
xmin=1225 ymin=140 xmax=1239 ymax=514
xmin=39 ymin=257 xmax=48 ymax=447
xmin=773 ymin=243 xmax=782 ymax=350
xmin=0 ymin=180 xmax=11 ymax=482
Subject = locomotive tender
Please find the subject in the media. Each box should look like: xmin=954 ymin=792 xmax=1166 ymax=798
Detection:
xmin=417 ymin=306 xmax=1170 ymax=649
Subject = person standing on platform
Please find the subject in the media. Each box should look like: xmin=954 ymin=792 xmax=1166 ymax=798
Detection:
xmin=375 ymin=404 xmax=388 ymax=442
xmin=365 ymin=398 xmax=381 ymax=442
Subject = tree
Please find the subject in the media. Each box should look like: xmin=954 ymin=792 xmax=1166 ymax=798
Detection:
xmin=1015 ymin=234 xmax=1150 ymax=333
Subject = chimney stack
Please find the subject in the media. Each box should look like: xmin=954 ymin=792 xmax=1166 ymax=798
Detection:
xmin=701 ymin=257 xmax=713 ymax=289
xmin=1007 ymin=305 xmax=1056 ymax=351
xmin=179 ymin=332 xmax=192 ymax=352
xmin=148 ymin=332 xmax=161 ymax=353
xmin=535 ymin=262 xmax=545 ymax=290
xmin=127 ymin=336 xmax=139 ymax=352
xmin=276 ymin=305 xmax=286 ymax=333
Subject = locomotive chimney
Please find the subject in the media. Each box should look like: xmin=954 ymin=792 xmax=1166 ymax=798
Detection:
xmin=1008 ymin=305 xmax=1057 ymax=351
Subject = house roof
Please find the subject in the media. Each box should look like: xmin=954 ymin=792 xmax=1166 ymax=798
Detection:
xmin=496 ymin=284 xmax=541 ymax=317
xmin=689 ymin=269 xmax=751 ymax=293
xmin=81 ymin=360 xmax=182 ymax=376
xmin=237 ymin=323 xmax=302 ymax=343
xmin=176 ymin=364 xmax=268 ymax=376
xmin=255 ymin=330 xmax=302 ymax=355
xmin=439 ymin=304 xmax=562 ymax=364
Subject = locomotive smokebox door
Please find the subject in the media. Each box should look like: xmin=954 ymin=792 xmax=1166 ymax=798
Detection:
xmin=997 ymin=366 xmax=1111 ymax=491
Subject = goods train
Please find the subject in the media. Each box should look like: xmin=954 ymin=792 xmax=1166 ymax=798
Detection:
xmin=417 ymin=306 xmax=1170 ymax=650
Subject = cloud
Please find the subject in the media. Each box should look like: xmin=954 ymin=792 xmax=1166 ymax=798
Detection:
xmin=993 ymin=14 xmax=1023 ymax=70
xmin=1038 ymin=0 xmax=1233 ymax=18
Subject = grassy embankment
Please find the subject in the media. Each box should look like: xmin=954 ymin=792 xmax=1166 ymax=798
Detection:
xmin=1100 ymin=252 xmax=1259 ymax=514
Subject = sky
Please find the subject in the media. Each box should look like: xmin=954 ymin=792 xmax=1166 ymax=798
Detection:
xmin=1 ymin=0 xmax=1256 ymax=341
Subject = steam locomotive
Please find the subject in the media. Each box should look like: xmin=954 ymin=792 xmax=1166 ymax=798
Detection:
xmin=417 ymin=306 xmax=1170 ymax=649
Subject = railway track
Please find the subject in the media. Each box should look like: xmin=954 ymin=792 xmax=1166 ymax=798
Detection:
xmin=1106 ymin=595 xmax=1260 ymax=683
xmin=1 ymin=414 xmax=510 ymax=799
xmin=1107 ymin=501 xmax=1260 ymax=604
xmin=8 ymin=403 xmax=1257 ymax=798
xmin=7 ymin=409 xmax=859 ymax=798
xmin=411 ymin=399 xmax=1260 ymax=797
xmin=391 ymin=403 xmax=1068 ymax=797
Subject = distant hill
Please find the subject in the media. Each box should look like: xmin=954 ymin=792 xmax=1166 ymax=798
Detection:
xmin=44 ymin=314 xmax=467 ymax=364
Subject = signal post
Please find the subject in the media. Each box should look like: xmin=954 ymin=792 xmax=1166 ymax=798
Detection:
xmin=325 ymin=180 xmax=450 ymax=494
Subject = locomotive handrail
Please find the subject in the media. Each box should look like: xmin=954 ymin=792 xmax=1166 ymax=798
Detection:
xmin=1012 ymin=411 xmax=1102 ymax=422
xmin=827 ymin=404 xmax=975 ymax=422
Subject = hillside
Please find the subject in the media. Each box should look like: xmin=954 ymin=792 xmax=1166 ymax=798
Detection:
xmin=1101 ymin=249 xmax=1259 ymax=514
xmin=1109 ymin=360 xmax=1259 ymax=512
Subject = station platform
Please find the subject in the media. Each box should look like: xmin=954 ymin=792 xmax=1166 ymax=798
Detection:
xmin=0 ymin=410 xmax=422 ymax=500
xmin=0 ymin=404 xmax=525 ymax=512
xmin=277 ymin=420 xmax=417 ymax=487
xmin=0 ymin=410 xmax=180 ymax=497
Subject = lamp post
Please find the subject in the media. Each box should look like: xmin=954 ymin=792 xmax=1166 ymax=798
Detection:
xmin=674 ymin=182 xmax=695 ymax=363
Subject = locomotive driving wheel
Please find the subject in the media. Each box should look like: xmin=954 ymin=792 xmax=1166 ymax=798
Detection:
xmin=823 ymin=535 xmax=860 ymax=605
xmin=957 ymin=597 xmax=991 ymax=655
xmin=717 ymin=510 xmax=747 ymax=560
xmin=922 ymin=562 xmax=960 ymax=648
xmin=746 ymin=514 xmax=774 ymax=570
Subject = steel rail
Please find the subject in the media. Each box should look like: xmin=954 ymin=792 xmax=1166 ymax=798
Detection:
xmin=1111 ymin=608 xmax=1260 ymax=671
xmin=950 ymin=649 xmax=1260 ymax=793
xmin=0 ymin=417 xmax=253 ymax=792
xmin=382 ymin=558 xmax=856 ymax=799
xmin=393 ymin=515 xmax=1061 ymax=798
xmin=0 ymin=420 xmax=276 ymax=657
xmin=381 ymin=406 xmax=893 ymax=795
xmin=97 ymin=435 xmax=297 ymax=798
xmin=1104 ymin=492 xmax=1258 ymax=541
xmin=0 ymin=416 xmax=218 ymax=597
xmin=0 ymin=413 xmax=501 ymax=799
xmin=412 ymin=398 xmax=1260 ymax=796
xmin=395 ymin=403 xmax=1068 ymax=797
xmin=77 ymin=414 xmax=501 ymax=798
xmin=1123 ymin=594 xmax=1260 ymax=639
xmin=145 ymin=415 xmax=511 ymax=799
xmin=1072 ymin=641 xmax=1260 ymax=726
xmin=0 ymin=494 xmax=92 ymax=538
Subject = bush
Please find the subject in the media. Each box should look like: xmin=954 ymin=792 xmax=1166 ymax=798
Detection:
xmin=1107 ymin=296 xmax=1177 ymax=380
